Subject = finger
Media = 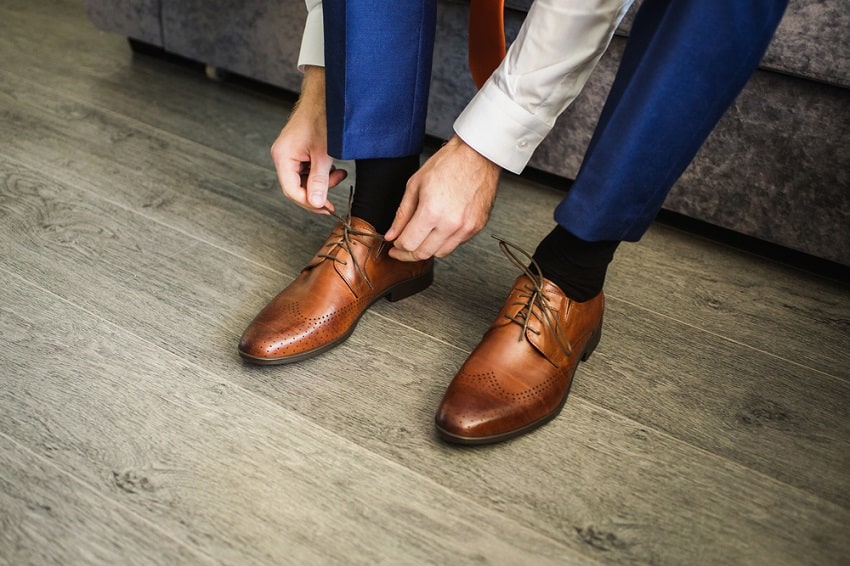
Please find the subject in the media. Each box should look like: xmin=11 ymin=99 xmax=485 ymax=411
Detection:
xmin=328 ymin=165 xmax=348 ymax=189
xmin=433 ymin=231 xmax=470 ymax=259
xmin=274 ymin=161 xmax=331 ymax=215
xmin=306 ymin=154 xmax=335 ymax=209
xmin=388 ymin=248 xmax=422 ymax=262
xmin=391 ymin=227 xmax=447 ymax=262
xmin=385 ymin=182 xmax=419 ymax=241
xmin=391 ymin=206 xmax=437 ymax=257
xmin=277 ymin=159 xmax=309 ymax=205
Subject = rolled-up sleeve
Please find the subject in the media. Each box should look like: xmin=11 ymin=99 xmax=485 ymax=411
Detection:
xmin=297 ymin=0 xmax=325 ymax=70
xmin=454 ymin=0 xmax=634 ymax=173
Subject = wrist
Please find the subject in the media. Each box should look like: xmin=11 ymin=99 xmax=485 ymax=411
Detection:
xmin=448 ymin=135 xmax=500 ymax=174
xmin=296 ymin=66 xmax=326 ymax=115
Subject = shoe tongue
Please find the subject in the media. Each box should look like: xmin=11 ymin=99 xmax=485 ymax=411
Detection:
xmin=503 ymin=275 xmax=567 ymax=367
xmin=348 ymin=216 xmax=378 ymax=233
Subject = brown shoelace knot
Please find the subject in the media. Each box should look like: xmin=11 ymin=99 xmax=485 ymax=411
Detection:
xmin=318 ymin=189 xmax=385 ymax=290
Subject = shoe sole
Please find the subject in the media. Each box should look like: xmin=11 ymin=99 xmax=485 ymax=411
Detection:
xmin=238 ymin=267 xmax=434 ymax=366
xmin=435 ymin=323 xmax=602 ymax=446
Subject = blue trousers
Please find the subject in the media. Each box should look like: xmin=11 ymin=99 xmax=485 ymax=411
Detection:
xmin=323 ymin=0 xmax=787 ymax=242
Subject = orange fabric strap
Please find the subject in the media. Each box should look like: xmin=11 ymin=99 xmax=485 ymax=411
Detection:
xmin=468 ymin=0 xmax=507 ymax=89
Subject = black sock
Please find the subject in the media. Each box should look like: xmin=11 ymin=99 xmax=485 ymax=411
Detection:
xmin=532 ymin=225 xmax=620 ymax=302
xmin=351 ymin=155 xmax=420 ymax=233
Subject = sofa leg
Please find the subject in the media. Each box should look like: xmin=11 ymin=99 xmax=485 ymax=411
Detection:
xmin=204 ymin=64 xmax=227 ymax=81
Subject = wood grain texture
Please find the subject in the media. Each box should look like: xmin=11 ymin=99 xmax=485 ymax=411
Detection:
xmin=0 ymin=0 xmax=285 ymax=168
xmin=1 ymin=1 xmax=849 ymax=564
xmin=0 ymin=434 xmax=209 ymax=566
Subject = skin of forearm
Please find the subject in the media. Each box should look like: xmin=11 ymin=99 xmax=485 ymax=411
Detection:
xmin=295 ymin=65 xmax=326 ymax=115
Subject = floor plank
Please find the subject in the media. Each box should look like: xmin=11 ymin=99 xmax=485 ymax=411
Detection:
xmin=0 ymin=434 xmax=210 ymax=566
xmin=0 ymin=0 xmax=284 ymax=167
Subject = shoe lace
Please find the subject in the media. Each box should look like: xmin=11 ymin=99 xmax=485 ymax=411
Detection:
xmin=317 ymin=188 xmax=385 ymax=290
xmin=493 ymin=235 xmax=573 ymax=362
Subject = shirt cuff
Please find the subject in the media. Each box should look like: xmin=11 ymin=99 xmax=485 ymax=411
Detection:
xmin=297 ymin=4 xmax=325 ymax=70
xmin=453 ymin=79 xmax=553 ymax=174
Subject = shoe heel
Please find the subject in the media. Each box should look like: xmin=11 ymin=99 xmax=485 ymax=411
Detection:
xmin=386 ymin=267 xmax=434 ymax=302
xmin=581 ymin=324 xmax=602 ymax=362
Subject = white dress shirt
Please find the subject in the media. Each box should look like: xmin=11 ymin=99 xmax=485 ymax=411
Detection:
xmin=297 ymin=0 xmax=633 ymax=174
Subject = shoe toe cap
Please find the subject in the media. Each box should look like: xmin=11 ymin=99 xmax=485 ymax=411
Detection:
xmin=238 ymin=316 xmax=310 ymax=360
xmin=238 ymin=324 xmax=286 ymax=360
xmin=435 ymin=373 xmax=531 ymax=442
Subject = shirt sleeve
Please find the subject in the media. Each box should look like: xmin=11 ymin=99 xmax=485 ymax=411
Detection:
xmin=454 ymin=0 xmax=634 ymax=173
xmin=297 ymin=0 xmax=325 ymax=70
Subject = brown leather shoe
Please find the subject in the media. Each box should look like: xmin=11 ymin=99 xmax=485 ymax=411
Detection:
xmin=435 ymin=239 xmax=603 ymax=444
xmin=239 ymin=216 xmax=433 ymax=364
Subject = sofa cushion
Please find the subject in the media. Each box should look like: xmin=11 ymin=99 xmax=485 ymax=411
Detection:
xmin=84 ymin=0 xmax=163 ymax=46
xmin=159 ymin=0 xmax=305 ymax=92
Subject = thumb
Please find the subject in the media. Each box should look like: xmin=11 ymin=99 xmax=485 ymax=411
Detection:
xmin=385 ymin=182 xmax=418 ymax=241
xmin=306 ymin=155 xmax=333 ymax=208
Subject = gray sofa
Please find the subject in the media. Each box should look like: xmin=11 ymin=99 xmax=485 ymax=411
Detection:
xmin=85 ymin=0 xmax=850 ymax=267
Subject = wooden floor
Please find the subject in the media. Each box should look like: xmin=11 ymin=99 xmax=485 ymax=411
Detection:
xmin=2 ymin=1 xmax=849 ymax=564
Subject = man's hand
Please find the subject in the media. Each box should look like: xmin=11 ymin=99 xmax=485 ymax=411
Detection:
xmin=271 ymin=65 xmax=347 ymax=213
xmin=385 ymin=135 xmax=501 ymax=261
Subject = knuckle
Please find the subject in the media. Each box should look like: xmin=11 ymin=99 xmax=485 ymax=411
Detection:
xmin=424 ymin=208 xmax=441 ymax=224
xmin=308 ymin=174 xmax=329 ymax=186
xmin=270 ymin=140 xmax=287 ymax=160
xmin=435 ymin=245 xmax=454 ymax=258
xmin=396 ymin=203 xmax=411 ymax=216
xmin=467 ymin=217 xmax=485 ymax=234
xmin=446 ymin=216 xmax=464 ymax=232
